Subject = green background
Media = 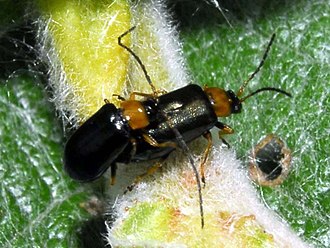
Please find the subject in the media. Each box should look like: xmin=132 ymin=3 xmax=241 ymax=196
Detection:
xmin=0 ymin=0 xmax=329 ymax=247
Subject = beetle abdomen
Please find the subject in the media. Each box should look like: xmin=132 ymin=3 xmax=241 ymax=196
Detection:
xmin=132 ymin=84 xmax=217 ymax=161
xmin=152 ymin=84 xmax=217 ymax=142
xmin=64 ymin=103 xmax=130 ymax=182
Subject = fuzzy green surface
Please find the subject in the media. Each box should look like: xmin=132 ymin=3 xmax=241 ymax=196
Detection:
xmin=0 ymin=75 xmax=91 ymax=247
xmin=116 ymin=202 xmax=173 ymax=240
xmin=181 ymin=0 xmax=329 ymax=246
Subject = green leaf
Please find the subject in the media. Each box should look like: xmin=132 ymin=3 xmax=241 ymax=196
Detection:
xmin=0 ymin=75 xmax=90 ymax=247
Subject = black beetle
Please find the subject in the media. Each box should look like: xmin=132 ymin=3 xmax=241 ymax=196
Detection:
xmin=64 ymin=28 xmax=291 ymax=183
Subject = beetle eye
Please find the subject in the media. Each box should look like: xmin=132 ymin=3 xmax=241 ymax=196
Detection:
xmin=226 ymin=90 xmax=242 ymax=114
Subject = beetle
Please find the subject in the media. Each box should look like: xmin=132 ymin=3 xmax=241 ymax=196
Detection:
xmin=64 ymin=27 xmax=291 ymax=184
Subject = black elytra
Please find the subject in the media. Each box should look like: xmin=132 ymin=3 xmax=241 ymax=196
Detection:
xmin=64 ymin=103 xmax=130 ymax=181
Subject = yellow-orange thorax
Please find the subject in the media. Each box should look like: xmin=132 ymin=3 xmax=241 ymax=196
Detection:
xmin=121 ymin=100 xmax=150 ymax=130
xmin=204 ymin=87 xmax=232 ymax=117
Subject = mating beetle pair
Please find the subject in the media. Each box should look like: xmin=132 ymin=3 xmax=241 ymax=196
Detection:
xmin=64 ymin=27 xmax=291 ymax=186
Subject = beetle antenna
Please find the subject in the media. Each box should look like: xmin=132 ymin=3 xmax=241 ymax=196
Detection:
xmin=163 ymin=113 xmax=205 ymax=228
xmin=119 ymin=27 xmax=205 ymax=228
xmin=118 ymin=26 xmax=158 ymax=96
xmin=237 ymin=33 xmax=276 ymax=97
xmin=240 ymin=87 xmax=292 ymax=102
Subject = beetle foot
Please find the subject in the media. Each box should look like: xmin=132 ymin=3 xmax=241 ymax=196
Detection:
xmin=124 ymin=183 xmax=136 ymax=194
xmin=220 ymin=137 xmax=231 ymax=148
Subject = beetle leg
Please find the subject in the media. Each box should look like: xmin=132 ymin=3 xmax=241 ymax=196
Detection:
xmin=128 ymin=89 xmax=167 ymax=100
xmin=200 ymin=131 xmax=212 ymax=186
xmin=110 ymin=163 xmax=117 ymax=185
xmin=124 ymin=155 xmax=169 ymax=193
xmin=142 ymin=133 xmax=177 ymax=148
xmin=104 ymin=98 xmax=112 ymax=104
xmin=109 ymin=139 xmax=136 ymax=186
xmin=130 ymin=137 xmax=137 ymax=158
xmin=215 ymin=121 xmax=234 ymax=148
xmin=215 ymin=121 xmax=234 ymax=134
xmin=112 ymin=94 xmax=126 ymax=101
xmin=156 ymin=89 xmax=168 ymax=95
xmin=129 ymin=92 xmax=154 ymax=100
